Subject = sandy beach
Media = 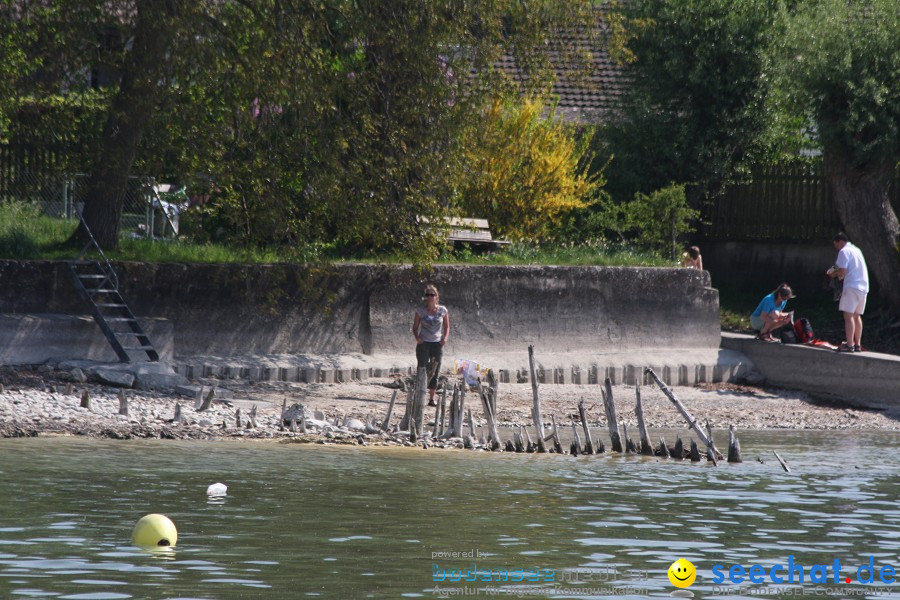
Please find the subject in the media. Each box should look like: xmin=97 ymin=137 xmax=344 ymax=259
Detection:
xmin=2 ymin=364 xmax=899 ymax=443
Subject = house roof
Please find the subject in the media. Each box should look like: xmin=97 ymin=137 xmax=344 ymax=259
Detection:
xmin=495 ymin=11 xmax=628 ymax=125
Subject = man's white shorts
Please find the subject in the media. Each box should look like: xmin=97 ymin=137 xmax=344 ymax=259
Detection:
xmin=839 ymin=287 xmax=867 ymax=315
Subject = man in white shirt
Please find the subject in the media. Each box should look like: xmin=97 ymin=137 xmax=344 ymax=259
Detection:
xmin=827 ymin=232 xmax=869 ymax=352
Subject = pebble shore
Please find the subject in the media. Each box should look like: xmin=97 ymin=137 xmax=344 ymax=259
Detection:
xmin=2 ymin=365 xmax=899 ymax=444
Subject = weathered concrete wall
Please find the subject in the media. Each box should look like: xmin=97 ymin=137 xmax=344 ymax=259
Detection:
xmin=0 ymin=314 xmax=173 ymax=364
xmin=369 ymin=265 xmax=720 ymax=355
xmin=701 ymin=240 xmax=838 ymax=294
xmin=0 ymin=261 xmax=720 ymax=358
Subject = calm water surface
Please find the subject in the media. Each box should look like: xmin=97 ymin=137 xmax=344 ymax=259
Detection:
xmin=1 ymin=430 xmax=900 ymax=599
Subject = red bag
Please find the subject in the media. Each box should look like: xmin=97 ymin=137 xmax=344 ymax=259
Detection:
xmin=794 ymin=318 xmax=814 ymax=344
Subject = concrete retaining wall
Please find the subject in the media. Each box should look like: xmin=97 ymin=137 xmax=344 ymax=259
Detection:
xmin=0 ymin=261 xmax=720 ymax=359
xmin=369 ymin=265 xmax=720 ymax=355
xmin=701 ymin=240 xmax=838 ymax=294
xmin=0 ymin=314 xmax=174 ymax=364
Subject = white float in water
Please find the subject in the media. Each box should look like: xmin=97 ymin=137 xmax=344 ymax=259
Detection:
xmin=207 ymin=482 xmax=228 ymax=496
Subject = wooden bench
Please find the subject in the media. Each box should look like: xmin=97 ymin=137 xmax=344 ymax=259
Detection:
xmin=443 ymin=217 xmax=510 ymax=249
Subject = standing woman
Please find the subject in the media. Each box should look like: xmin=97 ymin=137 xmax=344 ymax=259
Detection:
xmin=412 ymin=284 xmax=450 ymax=406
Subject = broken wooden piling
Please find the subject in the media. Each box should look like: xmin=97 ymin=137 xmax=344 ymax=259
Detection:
xmin=728 ymin=425 xmax=743 ymax=463
xmin=528 ymin=345 xmax=547 ymax=453
xmin=117 ymin=390 xmax=128 ymax=416
xmin=658 ymin=435 xmax=670 ymax=458
xmin=550 ymin=414 xmax=564 ymax=453
xmin=383 ymin=390 xmax=398 ymax=432
xmin=410 ymin=367 xmax=428 ymax=442
xmin=634 ymin=377 xmax=654 ymax=455
xmin=577 ymin=398 xmax=595 ymax=454
xmin=601 ymin=378 xmax=623 ymax=452
xmin=645 ymin=367 xmax=723 ymax=460
xmin=476 ymin=376 xmax=501 ymax=450
xmin=773 ymin=450 xmax=791 ymax=473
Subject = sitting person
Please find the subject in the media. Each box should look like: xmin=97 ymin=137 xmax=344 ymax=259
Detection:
xmin=681 ymin=246 xmax=703 ymax=270
xmin=750 ymin=283 xmax=795 ymax=342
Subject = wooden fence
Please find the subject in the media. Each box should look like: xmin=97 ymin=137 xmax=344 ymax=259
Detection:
xmin=0 ymin=142 xmax=68 ymax=202
xmin=701 ymin=164 xmax=900 ymax=242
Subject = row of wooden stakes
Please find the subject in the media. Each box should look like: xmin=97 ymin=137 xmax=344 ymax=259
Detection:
xmin=385 ymin=346 xmax=745 ymax=465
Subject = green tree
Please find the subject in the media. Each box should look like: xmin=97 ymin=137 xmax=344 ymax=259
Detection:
xmin=599 ymin=0 xmax=777 ymax=204
xmin=160 ymin=1 xmax=600 ymax=259
xmin=72 ymin=0 xmax=187 ymax=249
xmin=10 ymin=0 xmax=598 ymax=255
xmin=772 ymin=0 xmax=900 ymax=316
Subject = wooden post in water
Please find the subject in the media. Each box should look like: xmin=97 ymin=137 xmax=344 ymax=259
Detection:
xmin=489 ymin=368 xmax=499 ymax=413
xmin=673 ymin=436 xmax=684 ymax=459
xmin=399 ymin=384 xmax=414 ymax=431
xmin=550 ymin=414 xmax=564 ymax=453
xmin=690 ymin=440 xmax=702 ymax=462
xmin=623 ymin=424 xmax=636 ymax=453
xmin=80 ymin=390 xmax=90 ymax=409
xmin=443 ymin=384 xmax=457 ymax=438
xmin=410 ymin=367 xmax=428 ymax=442
xmin=466 ymin=408 xmax=475 ymax=440
xmin=634 ymin=377 xmax=654 ymax=455
xmin=602 ymin=378 xmax=623 ymax=452
xmin=727 ymin=425 xmax=743 ymax=463
xmin=457 ymin=384 xmax=467 ymax=438
xmin=773 ymin=450 xmax=791 ymax=473
xmin=437 ymin=385 xmax=448 ymax=436
xmin=523 ymin=427 xmax=535 ymax=452
xmin=645 ymin=368 xmax=723 ymax=460
xmin=705 ymin=422 xmax=718 ymax=466
xmin=383 ymin=390 xmax=398 ymax=432
xmin=571 ymin=422 xmax=583 ymax=455
xmin=528 ymin=345 xmax=547 ymax=450
xmin=577 ymin=398 xmax=595 ymax=454
xmin=477 ymin=379 xmax=501 ymax=450
xmin=432 ymin=386 xmax=443 ymax=437
xmin=658 ymin=435 xmax=670 ymax=458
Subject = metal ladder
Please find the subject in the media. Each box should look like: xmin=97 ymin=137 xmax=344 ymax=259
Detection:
xmin=67 ymin=218 xmax=159 ymax=363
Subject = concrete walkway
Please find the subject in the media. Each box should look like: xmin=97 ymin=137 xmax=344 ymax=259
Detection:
xmin=721 ymin=332 xmax=900 ymax=410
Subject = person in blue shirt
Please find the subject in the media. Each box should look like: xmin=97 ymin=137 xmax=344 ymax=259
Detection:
xmin=750 ymin=283 xmax=795 ymax=342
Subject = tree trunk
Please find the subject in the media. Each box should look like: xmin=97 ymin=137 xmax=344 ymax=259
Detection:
xmin=70 ymin=0 xmax=178 ymax=250
xmin=824 ymin=149 xmax=900 ymax=317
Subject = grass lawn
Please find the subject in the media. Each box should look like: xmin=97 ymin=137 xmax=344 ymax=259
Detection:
xmin=0 ymin=202 xmax=670 ymax=267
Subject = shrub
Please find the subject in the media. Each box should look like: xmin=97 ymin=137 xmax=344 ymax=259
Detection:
xmin=457 ymin=97 xmax=602 ymax=241
xmin=590 ymin=183 xmax=698 ymax=258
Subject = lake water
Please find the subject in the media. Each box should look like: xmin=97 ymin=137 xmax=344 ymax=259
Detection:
xmin=2 ymin=430 xmax=900 ymax=599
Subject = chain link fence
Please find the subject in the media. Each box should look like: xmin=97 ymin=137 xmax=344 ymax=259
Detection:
xmin=1 ymin=170 xmax=182 ymax=239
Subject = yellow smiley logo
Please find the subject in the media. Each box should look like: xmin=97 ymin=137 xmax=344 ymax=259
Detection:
xmin=668 ymin=558 xmax=697 ymax=588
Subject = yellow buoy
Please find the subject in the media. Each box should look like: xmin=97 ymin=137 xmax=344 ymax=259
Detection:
xmin=132 ymin=513 xmax=178 ymax=548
